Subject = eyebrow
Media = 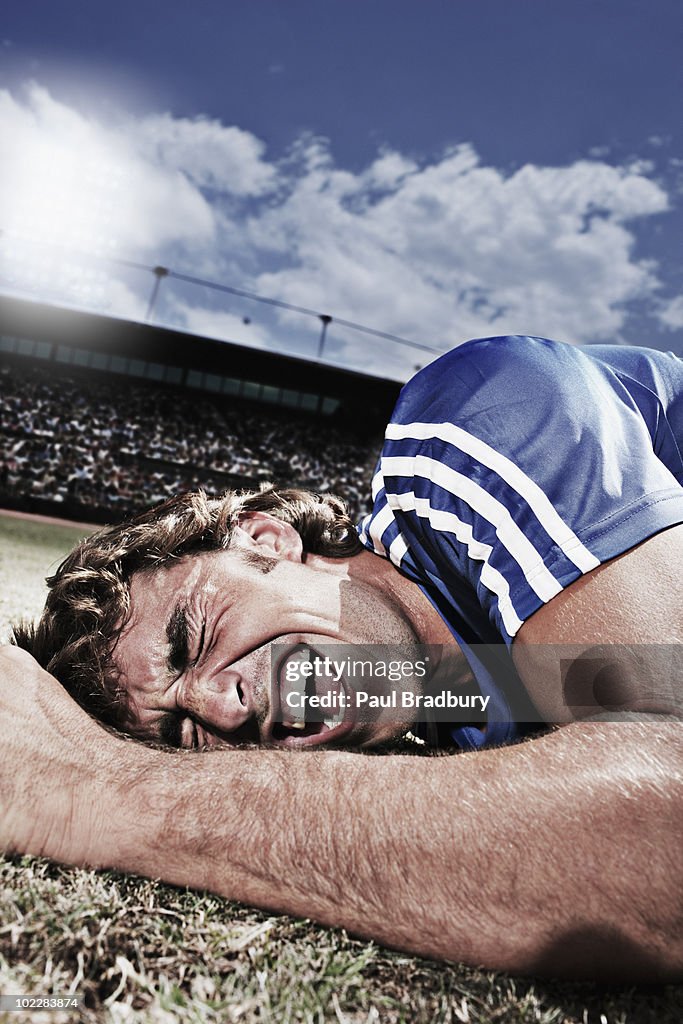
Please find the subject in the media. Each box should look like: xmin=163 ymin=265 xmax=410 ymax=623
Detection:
xmin=166 ymin=603 xmax=190 ymax=676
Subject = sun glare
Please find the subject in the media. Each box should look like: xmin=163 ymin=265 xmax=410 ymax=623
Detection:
xmin=0 ymin=89 xmax=133 ymax=310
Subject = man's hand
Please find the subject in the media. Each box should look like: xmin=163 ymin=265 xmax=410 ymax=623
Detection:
xmin=0 ymin=645 xmax=116 ymax=862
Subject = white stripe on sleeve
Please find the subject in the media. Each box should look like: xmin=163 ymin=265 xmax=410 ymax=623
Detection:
xmin=366 ymin=501 xmax=394 ymax=557
xmin=381 ymin=454 xmax=564 ymax=602
xmin=385 ymin=421 xmax=599 ymax=572
xmin=371 ymin=468 xmax=384 ymax=501
xmin=387 ymin=490 xmax=524 ymax=637
xmin=357 ymin=513 xmax=372 ymax=546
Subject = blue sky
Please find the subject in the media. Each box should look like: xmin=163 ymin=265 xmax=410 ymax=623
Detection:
xmin=1 ymin=0 xmax=681 ymax=376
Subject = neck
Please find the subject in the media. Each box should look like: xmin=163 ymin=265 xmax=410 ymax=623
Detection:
xmin=308 ymin=548 xmax=459 ymax=649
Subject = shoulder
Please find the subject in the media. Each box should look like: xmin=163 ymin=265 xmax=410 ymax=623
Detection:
xmin=390 ymin=337 xmax=622 ymax=455
xmin=394 ymin=336 xmax=600 ymax=422
xmin=410 ymin=335 xmax=580 ymax=379
xmin=393 ymin=336 xmax=678 ymax=438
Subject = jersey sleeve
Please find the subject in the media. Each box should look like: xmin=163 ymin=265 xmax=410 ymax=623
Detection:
xmin=358 ymin=336 xmax=683 ymax=646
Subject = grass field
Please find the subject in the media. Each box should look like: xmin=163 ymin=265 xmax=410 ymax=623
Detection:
xmin=0 ymin=511 xmax=681 ymax=1023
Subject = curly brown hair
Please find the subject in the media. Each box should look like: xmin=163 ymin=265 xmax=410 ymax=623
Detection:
xmin=11 ymin=485 xmax=362 ymax=730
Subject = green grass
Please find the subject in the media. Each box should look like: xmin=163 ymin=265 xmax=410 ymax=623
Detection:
xmin=0 ymin=513 xmax=94 ymax=642
xmin=1 ymin=511 xmax=681 ymax=1023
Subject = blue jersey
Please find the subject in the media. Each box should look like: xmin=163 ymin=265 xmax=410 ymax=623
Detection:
xmin=358 ymin=336 xmax=683 ymax=749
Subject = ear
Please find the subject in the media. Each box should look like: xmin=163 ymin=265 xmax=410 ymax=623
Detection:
xmin=232 ymin=512 xmax=304 ymax=562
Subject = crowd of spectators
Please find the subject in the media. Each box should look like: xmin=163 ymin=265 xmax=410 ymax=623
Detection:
xmin=0 ymin=362 xmax=379 ymax=522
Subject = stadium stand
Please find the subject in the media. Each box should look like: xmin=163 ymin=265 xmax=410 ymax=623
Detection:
xmin=0 ymin=297 xmax=400 ymax=524
xmin=0 ymin=361 xmax=380 ymax=521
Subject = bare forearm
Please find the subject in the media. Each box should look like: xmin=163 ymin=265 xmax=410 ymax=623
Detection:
xmin=77 ymin=721 xmax=683 ymax=980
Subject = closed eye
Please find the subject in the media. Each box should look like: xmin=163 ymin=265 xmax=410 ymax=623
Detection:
xmin=166 ymin=605 xmax=190 ymax=675
xmin=166 ymin=605 xmax=207 ymax=678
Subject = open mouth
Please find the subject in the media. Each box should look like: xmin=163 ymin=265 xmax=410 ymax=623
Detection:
xmin=269 ymin=644 xmax=354 ymax=747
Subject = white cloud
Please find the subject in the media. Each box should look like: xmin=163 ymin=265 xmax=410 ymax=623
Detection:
xmin=128 ymin=112 xmax=276 ymax=196
xmin=252 ymin=145 xmax=668 ymax=354
xmin=657 ymin=295 xmax=683 ymax=330
xmin=363 ymin=150 xmax=419 ymax=190
xmin=0 ymin=83 xmax=677 ymax=377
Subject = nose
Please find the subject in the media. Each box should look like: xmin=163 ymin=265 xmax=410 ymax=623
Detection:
xmin=179 ymin=667 xmax=252 ymax=734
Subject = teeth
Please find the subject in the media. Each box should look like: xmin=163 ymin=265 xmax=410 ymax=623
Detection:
xmin=281 ymin=648 xmax=309 ymax=730
xmin=279 ymin=645 xmax=346 ymax=734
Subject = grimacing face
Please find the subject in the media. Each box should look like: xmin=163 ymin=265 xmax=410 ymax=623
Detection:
xmin=111 ymin=521 xmax=427 ymax=750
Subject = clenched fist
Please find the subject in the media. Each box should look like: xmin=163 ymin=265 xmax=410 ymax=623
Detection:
xmin=0 ymin=645 xmax=120 ymax=864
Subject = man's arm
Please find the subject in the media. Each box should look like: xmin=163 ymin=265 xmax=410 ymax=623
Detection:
xmin=512 ymin=525 xmax=683 ymax=722
xmin=2 ymin=646 xmax=681 ymax=981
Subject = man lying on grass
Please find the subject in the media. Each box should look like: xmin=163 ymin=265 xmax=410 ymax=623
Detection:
xmin=3 ymin=336 xmax=682 ymax=981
